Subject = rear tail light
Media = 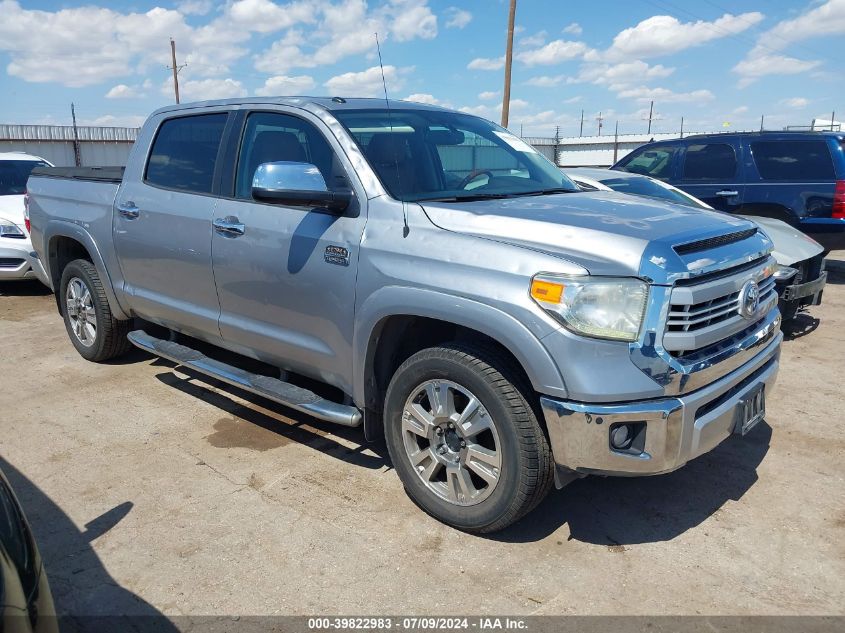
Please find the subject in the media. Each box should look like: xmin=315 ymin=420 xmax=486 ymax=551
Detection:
xmin=23 ymin=191 xmax=30 ymax=233
xmin=834 ymin=180 xmax=845 ymax=219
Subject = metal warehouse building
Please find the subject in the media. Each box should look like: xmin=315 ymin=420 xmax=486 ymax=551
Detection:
xmin=0 ymin=124 xmax=138 ymax=167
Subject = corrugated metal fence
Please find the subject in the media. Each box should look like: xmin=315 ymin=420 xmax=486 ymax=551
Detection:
xmin=0 ymin=124 xmax=138 ymax=167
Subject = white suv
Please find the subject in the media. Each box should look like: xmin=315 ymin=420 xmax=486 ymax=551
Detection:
xmin=0 ymin=152 xmax=51 ymax=284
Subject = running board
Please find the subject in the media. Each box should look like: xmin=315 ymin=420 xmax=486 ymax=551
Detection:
xmin=127 ymin=330 xmax=362 ymax=427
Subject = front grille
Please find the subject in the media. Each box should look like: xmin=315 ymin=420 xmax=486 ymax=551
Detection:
xmin=668 ymin=275 xmax=776 ymax=333
xmin=673 ymin=228 xmax=758 ymax=256
xmin=0 ymin=258 xmax=25 ymax=268
xmin=662 ymin=261 xmax=777 ymax=357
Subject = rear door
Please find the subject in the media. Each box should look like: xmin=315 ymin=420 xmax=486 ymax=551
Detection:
xmin=210 ymin=109 xmax=365 ymax=396
xmin=114 ymin=111 xmax=229 ymax=339
xmin=747 ymin=138 xmax=838 ymax=223
xmin=676 ymin=139 xmax=745 ymax=212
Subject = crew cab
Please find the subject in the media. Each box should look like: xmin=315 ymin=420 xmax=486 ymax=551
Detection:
xmin=27 ymin=98 xmax=782 ymax=532
xmin=612 ymin=131 xmax=845 ymax=252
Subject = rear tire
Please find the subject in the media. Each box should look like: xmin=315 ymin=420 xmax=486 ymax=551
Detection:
xmin=60 ymin=259 xmax=132 ymax=362
xmin=383 ymin=342 xmax=554 ymax=533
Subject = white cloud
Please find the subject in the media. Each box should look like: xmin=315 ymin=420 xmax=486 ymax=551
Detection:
xmin=518 ymin=31 xmax=547 ymax=48
xmin=563 ymin=96 xmax=582 ymax=104
xmin=516 ymin=40 xmax=589 ymax=66
xmin=616 ymin=86 xmax=715 ymax=104
xmin=444 ymin=7 xmax=472 ymax=29
xmin=177 ymin=0 xmax=214 ymax=15
xmin=324 ymin=65 xmax=409 ymax=97
xmin=733 ymin=0 xmax=842 ymax=87
xmin=524 ymin=75 xmax=565 ymax=88
xmin=80 ymin=114 xmax=147 ymax=128
xmin=580 ymin=60 xmax=674 ymax=89
xmin=780 ymin=97 xmax=810 ymax=109
xmin=105 ymin=84 xmax=142 ymax=99
xmin=459 ymin=104 xmax=498 ymax=118
xmin=478 ymin=90 xmax=500 ymax=100
xmin=603 ymin=12 xmax=764 ymax=61
xmin=468 ymin=56 xmax=505 ymax=71
xmin=405 ymin=93 xmax=439 ymax=104
xmin=163 ymin=77 xmax=247 ymax=101
xmin=733 ymin=105 xmax=749 ymax=114
xmin=562 ymin=22 xmax=582 ymax=36
xmin=733 ymin=54 xmax=820 ymax=88
xmin=389 ymin=0 xmax=438 ymax=42
xmin=255 ymin=74 xmax=316 ymax=96
xmin=227 ymin=0 xmax=315 ymax=34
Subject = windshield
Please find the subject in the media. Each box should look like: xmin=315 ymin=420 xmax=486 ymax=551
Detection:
xmin=597 ymin=175 xmax=711 ymax=209
xmin=0 ymin=160 xmax=49 ymax=196
xmin=333 ymin=109 xmax=576 ymax=202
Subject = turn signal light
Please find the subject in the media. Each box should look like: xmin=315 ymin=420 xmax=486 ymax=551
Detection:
xmin=530 ymin=279 xmax=564 ymax=304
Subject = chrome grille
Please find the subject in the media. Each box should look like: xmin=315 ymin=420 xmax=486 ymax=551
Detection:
xmin=663 ymin=260 xmax=777 ymax=357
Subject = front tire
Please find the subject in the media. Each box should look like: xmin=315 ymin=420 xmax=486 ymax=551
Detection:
xmin=60 ymin=259 xmax=132 ymax=362
xmin=384 ymin=343 xmax=554 ymax=533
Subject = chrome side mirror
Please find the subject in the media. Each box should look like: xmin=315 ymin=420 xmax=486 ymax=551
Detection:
xmin=251 ymin=161 xmax=351 ymax=212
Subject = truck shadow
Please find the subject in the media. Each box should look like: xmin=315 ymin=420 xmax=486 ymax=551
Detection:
xmin=0 ymin=456 xmax=179 ymax=631
xmin=492 ymin=422 xmax=772 ymax=545
xmin=0 ymin=280 xmax=52 ymax=297
xmin=154 ymin=368 xmax=388 ymax=470
xmin=782 ymin=313 xmax=820 ymax=340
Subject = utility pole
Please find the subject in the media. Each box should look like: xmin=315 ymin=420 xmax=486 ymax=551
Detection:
xmin=168 ymin=38 xmax=187 ymax=104
xmin=647 ymin=100 xmax=654 ymax=134
xmin=680 ymin=116 xmax=684 ymax=138
xmin=500 ymin=0 xmax=517 ymax=128
xmin=70 ymin=103 xmax=81 ymax=167
xmin=832 ymin=111 xmax=837 ymax=131
xmin=579 ymin=109 xmax=584 ymax=137
xmin=613 ymin=121 xmax=619 ymax=164
xmin=553 ymin=125 xmax=560 ymax=166
xmin=596 ymin=111 xmax=604 ymax=136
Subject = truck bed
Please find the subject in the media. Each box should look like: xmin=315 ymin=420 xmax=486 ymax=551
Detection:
xmin=30 ymin=166 xmax=125 ymax=184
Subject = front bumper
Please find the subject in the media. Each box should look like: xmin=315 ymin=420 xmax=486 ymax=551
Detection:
xmin=778 ymin=270 xmax=826 ymax=305
xmin=541 ymin=328 xmax=781 ymax=481
xmin=0 ymin=238 xmax=37 ymax=281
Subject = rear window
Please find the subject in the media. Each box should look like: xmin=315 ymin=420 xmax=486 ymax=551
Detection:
xmin=682 ymin=143 xmax=737 ymax=180
xmin=751 ymin=140 xmax=835 ymax=181
xmin=145 ymin=113 xmax=228 ymax=194
xmin=0 ymin=160 xmax=49 ymax=196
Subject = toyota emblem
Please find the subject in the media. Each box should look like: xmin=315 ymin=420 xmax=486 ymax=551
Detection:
xmin=738 ymin=280 xmax=760 ymax=319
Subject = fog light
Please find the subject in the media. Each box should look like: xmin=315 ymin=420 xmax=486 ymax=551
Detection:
xmin=610 ymin=424 xmax=633 ymax=450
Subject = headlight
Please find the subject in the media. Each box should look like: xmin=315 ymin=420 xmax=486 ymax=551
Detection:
xmin=0 ymin=218 xmax=25 ymax=238
xmin=530 ymin=274 xmax=649 ymax=342
xmin=772 ymin=264 xmax=798 ymax=282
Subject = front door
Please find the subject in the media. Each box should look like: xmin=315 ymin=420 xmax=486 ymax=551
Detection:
xmin=676 ymin=140 xmax=745 ymax=213
xmin=114 ymin=111 xmax=228 ymax=338
xmin=211 ymin=110 xmax=365 ymax=396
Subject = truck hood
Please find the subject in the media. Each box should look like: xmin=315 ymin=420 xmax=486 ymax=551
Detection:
xmin=738 ymin=215 xmax=823 ymax=266
xmin=421 ymin=191 xmax=758 ymax=277
xmin=0 ymin=195 xmax=24 ymax=228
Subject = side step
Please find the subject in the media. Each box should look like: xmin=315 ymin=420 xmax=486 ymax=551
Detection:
xmin=127 ymin=330 xmax=362 ymax=427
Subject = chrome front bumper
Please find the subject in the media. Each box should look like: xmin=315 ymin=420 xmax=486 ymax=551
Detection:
xmin=541 ymin=328 xmax=782 ymax=482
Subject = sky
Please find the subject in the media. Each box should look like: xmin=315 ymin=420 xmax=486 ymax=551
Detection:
xmin=0 ymin=0 xmax=842 ymax=138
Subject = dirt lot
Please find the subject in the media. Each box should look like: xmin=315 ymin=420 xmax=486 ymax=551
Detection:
xmin=1 ymin=259 xmax=844 ymax=618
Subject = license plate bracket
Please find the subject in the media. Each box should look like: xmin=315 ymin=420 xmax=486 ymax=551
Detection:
xmin=733 ymin=384 xmax=766 ymax=436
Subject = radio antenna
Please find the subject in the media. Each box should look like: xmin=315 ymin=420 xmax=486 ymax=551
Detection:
xmin=375 ymin=32 xmax=409 ymax=237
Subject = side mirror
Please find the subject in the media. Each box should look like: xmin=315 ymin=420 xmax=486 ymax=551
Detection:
xmin=251 ymin=161 xmax=351 ymax=212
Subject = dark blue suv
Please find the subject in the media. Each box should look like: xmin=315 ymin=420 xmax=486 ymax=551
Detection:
xmin=612 ymin=131 xmax=845 ymax=251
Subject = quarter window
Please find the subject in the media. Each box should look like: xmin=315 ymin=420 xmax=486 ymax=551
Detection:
xmin=619 ymin=146 xmax=676 ymax=180
xmin=145 ymin=113 xmax=227 ymax=194
xmin=751 ymin=141 xmax=835 ymax=180
xmin=682 ymin=143 xmax=737 ymax=180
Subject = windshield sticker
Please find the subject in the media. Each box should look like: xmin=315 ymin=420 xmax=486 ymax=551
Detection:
xmin=493 ymin=131 xmax=539 ymax=154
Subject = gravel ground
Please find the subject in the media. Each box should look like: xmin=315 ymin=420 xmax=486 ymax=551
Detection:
xmin=0 ymin=256 xmax=843 ymax=618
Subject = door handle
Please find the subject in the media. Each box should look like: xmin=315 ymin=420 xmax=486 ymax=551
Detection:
xmin=116 ymin=201 xmax=139 ymax=219
xmin=213 ymin=216 xmax=245 ymax=237
xmin=716 ymin=190 xmax=739 ymax=197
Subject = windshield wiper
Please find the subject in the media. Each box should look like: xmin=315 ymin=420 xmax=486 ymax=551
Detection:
xmin=417 ymin=193 xmax=518 ymax=203
xmin=515 ymin=188 xmax=577 ymax=197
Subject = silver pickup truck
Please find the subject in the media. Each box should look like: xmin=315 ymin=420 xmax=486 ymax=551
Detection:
xmin=27 ymin=98 xmax=782 ymax=533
